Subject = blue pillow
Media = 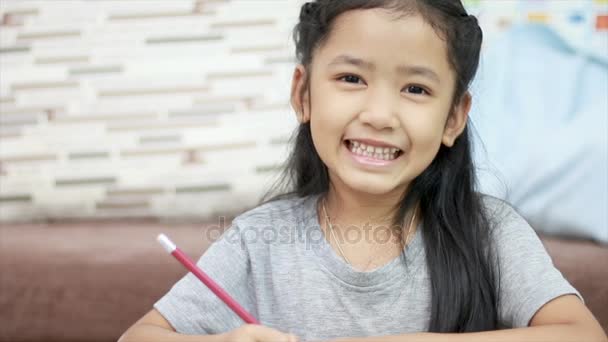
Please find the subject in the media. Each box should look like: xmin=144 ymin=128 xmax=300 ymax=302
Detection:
xmin=470 ymin=24 xmax=608 ymax=244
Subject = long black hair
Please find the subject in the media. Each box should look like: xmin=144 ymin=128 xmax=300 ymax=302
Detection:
xmin=262 ymin=0 xmax=499 ymax=332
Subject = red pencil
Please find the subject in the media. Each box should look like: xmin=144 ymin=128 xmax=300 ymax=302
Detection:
xmin=157 ymin=233 xmax=259 ymax=325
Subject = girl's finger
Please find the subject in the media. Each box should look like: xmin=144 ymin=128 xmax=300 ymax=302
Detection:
xmin=249 ymin=325 xmax=299 ymax=342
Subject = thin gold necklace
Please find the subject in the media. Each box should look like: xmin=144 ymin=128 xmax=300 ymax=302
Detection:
xmin=321 ymin=197 xmax=418 ymax=266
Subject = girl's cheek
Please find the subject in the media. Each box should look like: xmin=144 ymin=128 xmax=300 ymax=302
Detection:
xmin=403 ymin=111 xmax=447 ymax=146
xmin=315 ymin=99 xmax=351 ymax=127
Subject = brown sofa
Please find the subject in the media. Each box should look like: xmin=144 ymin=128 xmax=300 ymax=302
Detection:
xmin=1 ymin=220 xmax=606 ymax=342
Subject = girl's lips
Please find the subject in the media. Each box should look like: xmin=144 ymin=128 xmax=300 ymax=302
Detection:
xmin=343 ymin=141 xmax=402 ymax=168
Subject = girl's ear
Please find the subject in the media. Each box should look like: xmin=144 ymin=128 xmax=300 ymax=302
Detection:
xmin=442 ymin=92 xmax=471 ymax=147
xmin=290 ymin=64 xmax=311 ymax=123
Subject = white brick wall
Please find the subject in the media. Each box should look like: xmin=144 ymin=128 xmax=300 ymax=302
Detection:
xmin=0 ymin=0 xmax=303 ymax=221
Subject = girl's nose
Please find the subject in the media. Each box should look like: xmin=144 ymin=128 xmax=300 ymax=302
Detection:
xmin=358 ymin=90 xmax=401 ymax=130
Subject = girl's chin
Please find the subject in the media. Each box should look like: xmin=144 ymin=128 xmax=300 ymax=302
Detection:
xmin=341 ymin=174 xmax=404 ymax=197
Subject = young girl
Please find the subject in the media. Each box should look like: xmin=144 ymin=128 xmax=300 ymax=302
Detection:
xmin=120 ymin=1 xmax=607 ymax=341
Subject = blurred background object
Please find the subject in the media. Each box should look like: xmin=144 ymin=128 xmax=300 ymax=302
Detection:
xmin=0 ymin=1 xmax=606 ymax=341
xmin=471 ymin=23 xmax=608 ymax=244
xmin=466 ymin=0 xmax=608 ymax=245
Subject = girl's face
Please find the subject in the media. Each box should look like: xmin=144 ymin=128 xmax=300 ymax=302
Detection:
xmin=291 ymin=8 xmax=470 ymax=198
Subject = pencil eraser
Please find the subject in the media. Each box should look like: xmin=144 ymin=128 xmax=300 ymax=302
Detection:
xmin=157 ymin=233 xmax=177 ymax=253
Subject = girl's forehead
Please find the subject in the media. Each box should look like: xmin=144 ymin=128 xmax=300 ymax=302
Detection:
xmin=315 ymin=8 xmax=454 ymax=83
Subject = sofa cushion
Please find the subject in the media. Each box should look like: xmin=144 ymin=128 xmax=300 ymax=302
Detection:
xmin=0 ymin=221 xmax=222 ymax=342
xmin=540 ymin=234 xmax=608 ymax=330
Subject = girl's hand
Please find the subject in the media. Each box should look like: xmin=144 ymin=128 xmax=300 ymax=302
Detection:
xmin=221 ymin=324 xmax=300 ymax=342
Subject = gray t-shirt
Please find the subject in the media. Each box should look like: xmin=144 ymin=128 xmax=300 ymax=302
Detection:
xmin=154 ymin=193 xmax=582 ymax=340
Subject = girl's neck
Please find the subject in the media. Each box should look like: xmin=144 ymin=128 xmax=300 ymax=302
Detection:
xmin=323 ymin=180 xmax=408 ymax=231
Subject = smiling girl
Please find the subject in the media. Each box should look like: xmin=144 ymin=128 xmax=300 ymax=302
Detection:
xmin=119 ymin=1 xmax=607 ymax=341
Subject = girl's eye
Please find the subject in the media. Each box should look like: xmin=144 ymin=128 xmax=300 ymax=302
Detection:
xmin=337 ymin=76 xmax=429 ymax=95
xmin=404 ymin=85 xmax=429 ymax=95
xmin=338 ymin=75 xmax=363 ymax=84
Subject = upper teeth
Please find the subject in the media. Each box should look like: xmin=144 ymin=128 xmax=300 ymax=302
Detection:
xmin=351 ymin=140 xmax=400 ymax=154
xmin=348 ymin=140 xmax=401 ymax=160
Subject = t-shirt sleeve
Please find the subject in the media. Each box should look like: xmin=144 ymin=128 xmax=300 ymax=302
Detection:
xmin=489 ymin=198 xmax=584 ymax=329
xmin=153 ymin=223 xmax=257 ymax=334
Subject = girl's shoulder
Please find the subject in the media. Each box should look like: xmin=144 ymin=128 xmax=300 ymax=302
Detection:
xmin=479 ymin=193 xmax=518 ymax=222
xmin=231 ymin=193 xmax=319 ymax=232
xmin=478 ymin=193 xmax=539 ymax=244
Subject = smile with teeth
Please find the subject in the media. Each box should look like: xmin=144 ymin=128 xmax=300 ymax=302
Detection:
xmin=346 ymin=140 xmax=402 ymax=161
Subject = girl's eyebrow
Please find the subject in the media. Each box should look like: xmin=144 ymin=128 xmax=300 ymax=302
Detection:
xmin=327 ymin=54 xmax=441 ymax=84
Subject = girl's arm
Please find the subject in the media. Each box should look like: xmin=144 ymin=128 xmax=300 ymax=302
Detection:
xmin=118 ymin=309 xmax=224 ymax=342
xmin=330 ymin=295 xmax=608 ymax=342
xmin=118 ymin=309 xmax=298 ymax=342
